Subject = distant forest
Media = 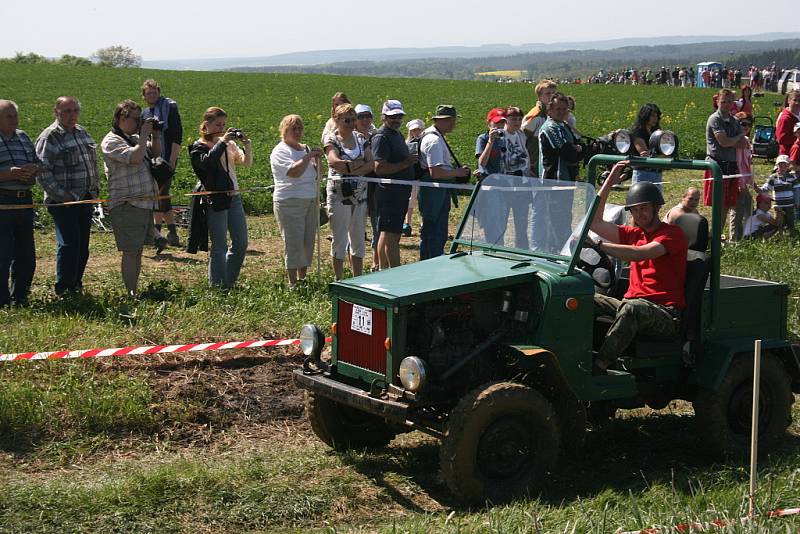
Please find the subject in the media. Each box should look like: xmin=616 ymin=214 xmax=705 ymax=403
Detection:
xmin=236 ymin=40 xmax=800 ymax=81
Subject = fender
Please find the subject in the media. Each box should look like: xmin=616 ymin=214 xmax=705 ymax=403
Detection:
xmin=690 ymin=338 xmax=800 ymax=391
xmin=504 ymin=345 xmax=586 ymax=448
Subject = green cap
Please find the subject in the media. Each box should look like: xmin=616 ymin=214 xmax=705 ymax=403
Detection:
xmin=432 ymin=104 xmax=461 ymax=119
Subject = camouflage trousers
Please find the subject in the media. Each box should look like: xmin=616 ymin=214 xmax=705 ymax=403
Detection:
xmin=594 ymin=295 xmax=680 ymax=366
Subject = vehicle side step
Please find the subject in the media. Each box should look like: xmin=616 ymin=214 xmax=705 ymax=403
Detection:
xmin=591 ymin=369 xmax=637 ymax=399
xmin=620 ymin=354 xmax=683 ymax=370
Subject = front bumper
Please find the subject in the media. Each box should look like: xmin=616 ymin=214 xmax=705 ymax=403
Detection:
xmin=293 ymin=369 xmax=410 ymax=422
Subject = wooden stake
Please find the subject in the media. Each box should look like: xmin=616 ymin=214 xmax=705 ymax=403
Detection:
xmin=749 ymin=339 xmax=762 ymax=518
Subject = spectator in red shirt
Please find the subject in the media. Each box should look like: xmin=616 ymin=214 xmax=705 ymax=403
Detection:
xmin=776 ymin=90 xmax=800 ymax=156
xmin=589 ymin=161 xmax=688 ymax=373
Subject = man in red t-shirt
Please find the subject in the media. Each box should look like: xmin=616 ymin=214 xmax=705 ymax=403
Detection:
xmin=776 ymin=90 xmax=800 ymax=156
xmin=590 ymin=161 xmax=689 ymax=373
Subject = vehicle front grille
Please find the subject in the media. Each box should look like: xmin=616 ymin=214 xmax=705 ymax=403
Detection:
xmin=336 ymin=300 xmax=387 ymax=375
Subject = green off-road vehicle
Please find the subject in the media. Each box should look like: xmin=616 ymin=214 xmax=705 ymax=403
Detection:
xmin=294 ymin=153 xmax=799 ymax=504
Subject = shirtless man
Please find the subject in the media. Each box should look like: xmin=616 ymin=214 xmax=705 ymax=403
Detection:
xmin=663 ymin=187 xmax=701 ymax=224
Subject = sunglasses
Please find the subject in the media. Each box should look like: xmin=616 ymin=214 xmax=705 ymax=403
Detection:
xmin=357 ymin=113 xmax=372 ymax=120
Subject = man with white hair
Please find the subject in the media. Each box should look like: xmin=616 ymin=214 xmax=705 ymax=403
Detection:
xmin=0 ymin=100 xmax=41 ymax=305
xmin=36 ymin=96 xmax=100 ymax=296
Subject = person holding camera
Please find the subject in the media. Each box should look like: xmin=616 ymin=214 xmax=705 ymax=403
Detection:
xmin=474 ymin=107 xmax=509 ymax=245
xmin=188 ymin=107 xmax=251 ymax=289
xmin=101 ymin=100 xmax=163 ymax=297
xmin=324 ymin=104 xmax=372 ymax=280
xmin=0 ymin=100 xmax=41 ymax=306
xmin=141 ymin=79 xmax=183 ymax=248
xmin=418 ymin=104 xmax=470 ymax=260
xmin=270 ymin=115 xmax=321 ymax=289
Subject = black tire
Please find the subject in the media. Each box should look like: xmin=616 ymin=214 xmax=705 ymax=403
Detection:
xmin=693 ymin=352 xmax=793 ymax=457
xmin=305 ymin=392 xmax=397 ymax=451
xmin=440 ymin=381 xmax=560 ymax=504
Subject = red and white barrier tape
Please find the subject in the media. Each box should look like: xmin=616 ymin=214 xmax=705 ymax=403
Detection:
xmin=0 ymin=336 xmax=332 ymax=362
xmin=618 ymin=507 xmax=800 ymax=534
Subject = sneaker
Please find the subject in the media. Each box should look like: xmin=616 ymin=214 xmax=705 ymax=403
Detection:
xmin=402 ymin=224 xmax=412 ymax=237
xmin=167 ymin=230 xmax=182 ymax=247
xmin=155 ymin=236 xmax=168 ymax=254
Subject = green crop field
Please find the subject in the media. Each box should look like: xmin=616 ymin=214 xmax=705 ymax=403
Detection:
xmin=0 ymin=63 xmax=799 ymax=533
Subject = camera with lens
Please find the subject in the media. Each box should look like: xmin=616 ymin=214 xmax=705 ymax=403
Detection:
xmin=144 ymin=117 xmax=164 ymax=131
xmin=230 ymin=128 xmax=245 ymax=139
xmin=340 ymin=179 xmax=356 ymax=205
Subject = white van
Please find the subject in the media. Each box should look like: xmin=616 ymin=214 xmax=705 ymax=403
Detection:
xmin=778 ymin=69 xmax=800 ymax=94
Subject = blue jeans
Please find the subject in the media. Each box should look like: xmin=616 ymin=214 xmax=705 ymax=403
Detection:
xmin=0 ymin=204 xmax=35 ymax=305
xmin=632 ymin=169 xmax=663 ymax=191
xmin=48 ymin=203 xmax=93 ymax=295
xmin=207 ymin=195 xmax=248 ymax=288
xmin=419 ymin=191 xmax=450 ymax=260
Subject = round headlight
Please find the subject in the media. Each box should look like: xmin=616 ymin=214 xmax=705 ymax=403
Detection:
xmin=398 ymin=356 xmax=427 ymax=392
xmin=648 ymin=129 xmax=678 ymax=157
xmin=299 ymin=324 xmax=325 ymax=358
xmin=613 ymin=129 xmax=631 ymax=154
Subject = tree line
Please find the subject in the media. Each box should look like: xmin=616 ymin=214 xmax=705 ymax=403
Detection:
xmin=0 ymin=46 xmax=141 ymax=68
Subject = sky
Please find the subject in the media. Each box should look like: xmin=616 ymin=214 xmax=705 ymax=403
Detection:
xmin=1 ymin=0 xmax=796 ymax=61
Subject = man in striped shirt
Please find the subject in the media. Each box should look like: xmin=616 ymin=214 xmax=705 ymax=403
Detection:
xmin=0 ymin=100 xmax=41 ymax=306
xmin=35 ymin=96 xmax=100 ymax=296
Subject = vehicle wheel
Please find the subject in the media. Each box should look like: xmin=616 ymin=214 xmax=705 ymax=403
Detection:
xmin=305 ymin=392 xmax=397 ymax=451
xmin=693 ymin=352 xmax=793 ymax=457
xmin=586 ymin=401 xmax=617 ymax=427
xmin=440 ymin=381 xmax=560 ymax=504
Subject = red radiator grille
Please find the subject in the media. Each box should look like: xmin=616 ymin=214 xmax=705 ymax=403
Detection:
xmin=336 ymin=300 xmax=387 ymax=374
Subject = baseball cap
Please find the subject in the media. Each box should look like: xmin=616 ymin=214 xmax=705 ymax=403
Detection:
xmin=406 ymin=118 xmax=425 ymax=131
xmin=774 ymin=154 xmax=790 ymax=169
xmin=381 ymin=100 xmax=405 ymax=116
xmin=354 ymin=104 xmax=373 ymax=116
xmin=486 ymin=107 xmax=507 ymax=124
xmin=432 ymin=104 xmax=461 ymax=119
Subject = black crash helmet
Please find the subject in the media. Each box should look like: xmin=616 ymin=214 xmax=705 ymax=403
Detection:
xmin=624 ymin=181 xmax=664 ymax=211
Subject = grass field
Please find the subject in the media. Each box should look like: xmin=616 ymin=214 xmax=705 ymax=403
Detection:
xmin=1 ymin=63 xmax=799 ymax=533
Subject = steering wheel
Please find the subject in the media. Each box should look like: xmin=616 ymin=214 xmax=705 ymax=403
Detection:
xmin=578 ymin=238 xmax=616 ymax=290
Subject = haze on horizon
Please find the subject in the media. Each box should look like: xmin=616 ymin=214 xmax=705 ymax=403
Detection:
xmin=2 ymin=0 xmax=795 ymax=61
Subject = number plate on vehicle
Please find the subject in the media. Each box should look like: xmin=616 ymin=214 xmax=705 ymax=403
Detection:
xmin=350 ymin=304 xmax=373 ymax=335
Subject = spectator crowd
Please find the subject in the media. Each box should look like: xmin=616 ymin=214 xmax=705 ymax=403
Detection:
xmin=1 ymin=75 xmax=798 ymax=305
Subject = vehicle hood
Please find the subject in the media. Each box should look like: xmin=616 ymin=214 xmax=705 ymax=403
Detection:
xmin=331 ymin=251 xmax=569 ymax=305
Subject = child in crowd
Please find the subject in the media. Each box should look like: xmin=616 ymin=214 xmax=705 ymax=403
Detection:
xmin=743 ymin=194 xmax=783 ymax=239
xmin=756 ymin=154 xmax=796 ymax=230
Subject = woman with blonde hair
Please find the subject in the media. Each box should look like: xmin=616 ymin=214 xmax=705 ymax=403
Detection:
xmin=270 ymin=114 xmax=322 ymax=288
xmin=324 ymin=104 xmax=373 ymax=279
xmin=188 ymin=106 xmax=252 ymax=289
xmin=321 ymin=92 xmax=351 ymax=144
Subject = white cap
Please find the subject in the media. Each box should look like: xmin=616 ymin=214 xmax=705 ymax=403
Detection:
xmin=406 ymin=118 xmax=425 ymax=131
xmin=381 ymin=99 xmax=405 ymax=116
xmin=774 ymin=154 xmax=790 ymax=168
xmin=354 ymin=104 xmax=373 ymax=115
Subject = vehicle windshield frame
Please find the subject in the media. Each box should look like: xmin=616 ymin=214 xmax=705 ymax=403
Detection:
xmin=450 ymin=174 xmax=598 ymax=264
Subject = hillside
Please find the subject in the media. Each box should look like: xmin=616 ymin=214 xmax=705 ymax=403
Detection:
xmin=238 ymin=39 xmax=800 ymax=80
